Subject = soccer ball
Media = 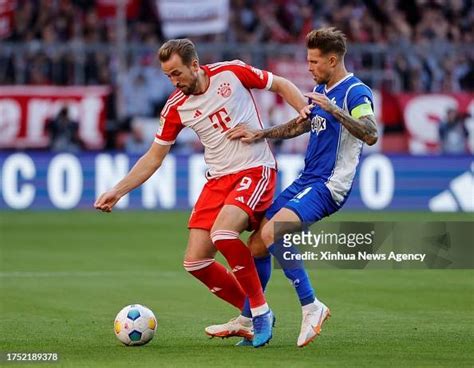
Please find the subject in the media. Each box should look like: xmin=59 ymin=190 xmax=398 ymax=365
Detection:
xmin=114 ymin=304 xmax=157 ymax=346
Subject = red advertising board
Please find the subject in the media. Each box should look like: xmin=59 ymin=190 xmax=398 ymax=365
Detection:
xmin=396 ymin=93 xmax=474 ymax=154
xmin=0 ymin=86 xmax=110 ymax=149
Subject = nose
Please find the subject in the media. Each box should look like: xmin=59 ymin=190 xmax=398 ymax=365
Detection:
xmin=170 ymin=76 xmax=179 ymax=87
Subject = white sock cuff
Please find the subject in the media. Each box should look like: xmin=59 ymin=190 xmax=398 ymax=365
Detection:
xmin=210 ymin=230 xmax=239 ymax=243
xmin=183 ymin=258 xmax=215 ymax=272
xmin=251 ymin=303 xmax=269 ymax=317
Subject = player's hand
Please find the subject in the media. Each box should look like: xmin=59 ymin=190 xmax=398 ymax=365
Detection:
xmin=304 ymin=92 xmax=337 ymax=113
xmin=299 ymin=104 xmax=314 ymax=119
xmin=94 ymin=189 xmax=121 ymax=213
xmin=226 ymin=124 xmax=264 ymax=143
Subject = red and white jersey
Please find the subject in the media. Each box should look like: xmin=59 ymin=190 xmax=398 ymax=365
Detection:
xmin=154 ymin=60 xmax=276 ymax=178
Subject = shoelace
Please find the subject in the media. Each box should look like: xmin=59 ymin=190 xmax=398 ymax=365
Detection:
xmin=223 ymin=317 xmax=252 ymax=330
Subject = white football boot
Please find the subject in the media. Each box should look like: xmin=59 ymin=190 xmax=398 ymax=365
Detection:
xmin=205 ymin=315 xmax=253 ymax=340
xmin=297 ymin=301 xmax=331 ymax=347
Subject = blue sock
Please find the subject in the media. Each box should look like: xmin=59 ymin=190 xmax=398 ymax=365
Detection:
xmin=268 ymin=239 xmax=315 ymax=306
xmin=241 ymin=255 xmax=272 ymax=318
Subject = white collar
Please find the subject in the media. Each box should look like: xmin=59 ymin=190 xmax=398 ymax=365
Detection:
xmin=324 ymin=73 xmax=354 ymax=94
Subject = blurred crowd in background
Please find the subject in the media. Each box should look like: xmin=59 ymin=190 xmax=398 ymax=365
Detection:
xmin=1 ymin=0 xmax=473 ymax=154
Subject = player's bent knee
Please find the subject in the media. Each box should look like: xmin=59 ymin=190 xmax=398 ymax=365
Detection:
xmin=209 ymin=229 xmax=239 ymax=245
xmin=247 ymin=232 xmax=269 ymax=257
xmin=260 ymin=222 xmax=275 ymax=248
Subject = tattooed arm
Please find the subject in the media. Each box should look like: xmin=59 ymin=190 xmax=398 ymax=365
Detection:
xmin=261 ymin=116 xmax=311 ymax=139
xmin=327 ymin=106 xmax=378 ymax=146
xmin=304 ymin=92 xmax=378 ymax=146
xmin=226 ymin=116 xmax=311 ymax=143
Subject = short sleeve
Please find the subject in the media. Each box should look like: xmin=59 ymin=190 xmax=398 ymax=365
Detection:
xmin=154 ymin=93 xmax=186 ymax=145
xmin=218 ymin=60 xmax=273 ymax=90
xmin=347 ymin=84 xmax=375 ymax=118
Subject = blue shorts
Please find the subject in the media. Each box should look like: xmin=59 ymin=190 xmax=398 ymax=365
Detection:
xmin=265 ymin=180 xmax=340 ymax=224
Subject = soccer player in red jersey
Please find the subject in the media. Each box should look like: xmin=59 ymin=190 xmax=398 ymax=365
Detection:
xmin=95 ymin=39 xmax=306 ymax=347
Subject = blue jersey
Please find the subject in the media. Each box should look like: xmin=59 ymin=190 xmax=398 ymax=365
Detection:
xmin=297 ymin=73 xmax=374 ymax=205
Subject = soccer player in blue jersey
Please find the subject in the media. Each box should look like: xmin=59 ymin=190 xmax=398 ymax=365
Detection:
xmin=206 ymin=27 xmax=378 ymax=347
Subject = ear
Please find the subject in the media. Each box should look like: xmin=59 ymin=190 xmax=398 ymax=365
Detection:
xmin=191 ymin=59 xmax=199 ymax=72
xmin=329 ymin=54 xmax=338 ymax=67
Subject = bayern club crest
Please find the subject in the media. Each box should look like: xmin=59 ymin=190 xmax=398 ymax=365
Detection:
xmin=218 ymin=83 xmax=232 ymax=98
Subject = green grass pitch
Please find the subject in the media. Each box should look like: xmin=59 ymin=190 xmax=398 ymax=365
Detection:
xmin=0 ymin=211 xmax=473 ymax=367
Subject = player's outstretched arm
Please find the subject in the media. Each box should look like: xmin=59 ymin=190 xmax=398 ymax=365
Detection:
xmin=227 ymin=116 xmax=311 ymax=143
xmin=94 ymin=143 xmax=171 ymax=212
xmin=270 ymin=75 xmax=307 ymax=112
xmin=260 ymin=116 xmax=312 ymax=139
xmin=305 ymin=92 xmax=378 ymax=146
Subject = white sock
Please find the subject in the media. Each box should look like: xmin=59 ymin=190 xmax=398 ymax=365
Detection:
xmin=251 ymin=303 xmax=269 ymax=317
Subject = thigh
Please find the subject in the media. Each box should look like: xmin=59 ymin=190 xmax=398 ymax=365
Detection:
xmin=211 ymin=204 xmax=249 ymax=234
xmin=264 ymin=181 xmax=302 ymax=221
xmin=262 ymin=207 xmax=303 ymax=246
xmin=184 ymin=228 xmax=217 ymax=262
xmin=188 ymin=179 xmax=227 ymax=231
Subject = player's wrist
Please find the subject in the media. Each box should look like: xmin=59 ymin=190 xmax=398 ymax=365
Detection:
xmin=327 ymin=103 xmax=339 ymax=115
xmin=111 ymin=187 xmax=125 ymax=199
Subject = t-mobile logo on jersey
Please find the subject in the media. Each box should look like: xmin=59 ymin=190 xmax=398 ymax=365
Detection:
xmin=208 ymin=107 xmax=231 ymax=132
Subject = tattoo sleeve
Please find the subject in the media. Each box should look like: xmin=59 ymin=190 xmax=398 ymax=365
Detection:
xmin=261 ymin=116 xmax=311 ymax=140
xmin=328 ymin=105 xmax=378 ymax=145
